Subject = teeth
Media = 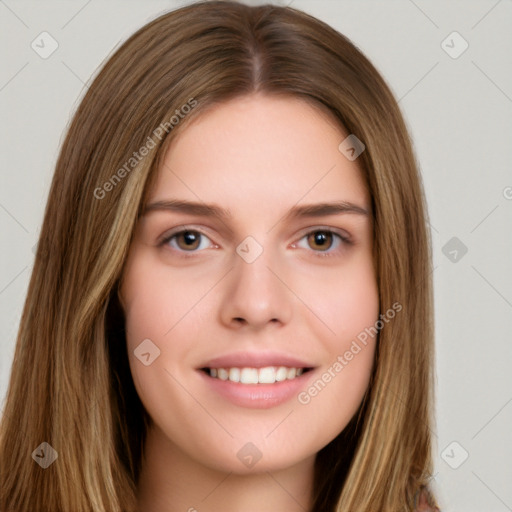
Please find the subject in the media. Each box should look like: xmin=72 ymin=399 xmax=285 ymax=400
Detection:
xmin=275 ymin=367 xmax=288 ymax=381
xmin=258 ymin=367 xmax=275 ymax=384
xmin=240 ymin=368 xmax=259 ymax=384
xmin=287 ymin=368 xmax=296 ymax=379
xmin=228 ymin=367 xmax=240 ymax=382
xmin=208 ymin=366 xmax=306 ymax=384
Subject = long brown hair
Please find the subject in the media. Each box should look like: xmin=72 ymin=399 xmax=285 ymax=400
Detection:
xmin=0 ymin=2 xmax=437 ymax=510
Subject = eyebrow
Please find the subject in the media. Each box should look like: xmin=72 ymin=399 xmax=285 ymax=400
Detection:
xmin=143 ymin=199 xmax=369 ymax=220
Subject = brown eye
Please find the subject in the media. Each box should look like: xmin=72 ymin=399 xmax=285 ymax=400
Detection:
xmin=307 ymin=231 xmax=334 ymax=251
xmin=175 ymin=230 xmax=201 ymax=250
xmin=160 ymin=228 xmax=216 ymax=255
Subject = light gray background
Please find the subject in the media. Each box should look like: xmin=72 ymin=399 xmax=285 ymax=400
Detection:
xmin=1 ymin=1 xmax=511 ymax=510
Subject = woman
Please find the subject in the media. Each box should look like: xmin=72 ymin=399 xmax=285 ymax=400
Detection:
xmin=0 ymin=1 xmax=440 ymax=510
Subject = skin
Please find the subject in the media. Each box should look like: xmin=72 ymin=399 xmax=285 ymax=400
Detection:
xmin=119 ymin=93 xmax=379 ymax=512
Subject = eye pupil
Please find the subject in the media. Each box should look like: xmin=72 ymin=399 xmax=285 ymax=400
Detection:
xmin=308 ymin=231 xmax=332 ymax=251
xmin=178 ymin=230 xmax=200 ymax=250
xmin=170 ymin=230 xmax=339 ymax=253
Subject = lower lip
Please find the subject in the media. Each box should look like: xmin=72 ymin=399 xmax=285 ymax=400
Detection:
xmin=198 ymin=370 xmax=313 ymax=409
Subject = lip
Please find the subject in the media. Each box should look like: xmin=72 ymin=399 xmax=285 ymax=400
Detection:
xmin=196 ymin=351 xmax=316 ymax=409
xmin=198 ymin=351 xmax=313 ymax=370
xmin=198 ymin=368 xmax=314 ymax=409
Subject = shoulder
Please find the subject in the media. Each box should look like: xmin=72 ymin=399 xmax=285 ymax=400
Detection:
xmin=414 ymin=485 xmax=441 ymax=512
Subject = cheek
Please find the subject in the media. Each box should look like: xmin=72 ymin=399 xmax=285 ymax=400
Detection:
xmin=121 ymin=252 xmax=216 ymax=351
xmin=121 ymin=281 xmax=211 ymax=440
xmin=120 ymin=259 xmax=201 ymax=400
xmin=297 ymin=253 xmax=379 ymax=342
xmin=293 ymin=255 xmax=379 ymax=423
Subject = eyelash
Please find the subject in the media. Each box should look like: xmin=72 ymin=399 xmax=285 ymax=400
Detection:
xmin=158 ymin=226 xmax=352 ymax=259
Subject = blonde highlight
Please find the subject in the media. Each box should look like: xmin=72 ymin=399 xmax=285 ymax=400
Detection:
xmin=0 ymin=2 xmax=437 ymax=511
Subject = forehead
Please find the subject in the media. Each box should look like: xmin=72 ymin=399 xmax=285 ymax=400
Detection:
xmin=148 ymin=94 xmax=370 ymax=213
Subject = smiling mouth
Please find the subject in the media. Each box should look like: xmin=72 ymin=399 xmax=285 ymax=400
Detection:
xmin=201 ymin=366 xmax=313 ymax=385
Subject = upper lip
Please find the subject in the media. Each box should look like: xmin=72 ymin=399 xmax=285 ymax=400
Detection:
xmin=199 ymin=351 xmax=314 ymax=370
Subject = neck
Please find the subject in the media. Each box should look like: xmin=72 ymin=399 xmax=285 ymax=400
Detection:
xmin=136 ymin=424 xmax=315 ymax=512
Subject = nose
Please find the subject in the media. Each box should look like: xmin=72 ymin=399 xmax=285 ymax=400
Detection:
xmin=218 ymin=245 xmax=293 ymax=331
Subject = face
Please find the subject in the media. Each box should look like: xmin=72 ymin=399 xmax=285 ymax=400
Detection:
xmin=119 ymin=94 xmax=379 ymax=474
